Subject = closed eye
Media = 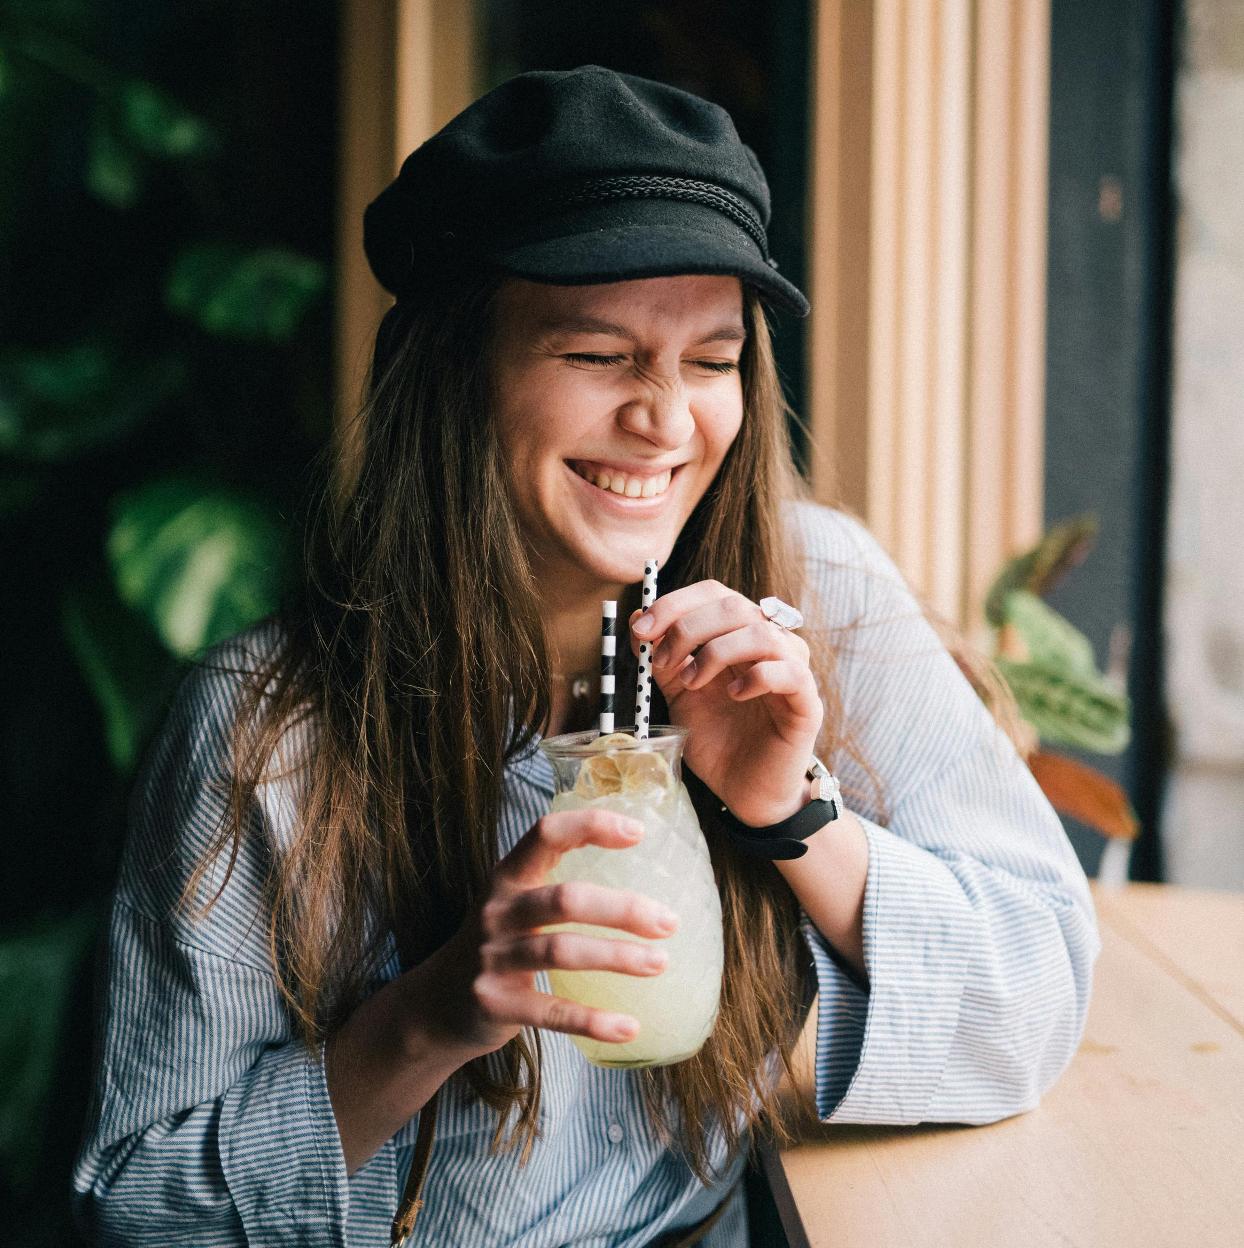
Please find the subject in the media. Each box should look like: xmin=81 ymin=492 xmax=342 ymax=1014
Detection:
xmin=563 ymin=353 xmax=738 ymax=374
xmin=563 ymin=353 xmax=626 ymax=368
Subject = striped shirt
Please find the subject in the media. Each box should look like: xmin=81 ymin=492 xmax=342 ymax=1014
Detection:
xmin=72 ymin=501 xmax=1100 ymax=1246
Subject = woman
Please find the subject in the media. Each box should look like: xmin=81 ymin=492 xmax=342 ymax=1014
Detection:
xmin=73 ymin=67 xmax=1099 ymax=1247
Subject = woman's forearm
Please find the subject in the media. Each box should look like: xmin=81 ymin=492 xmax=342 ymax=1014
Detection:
xmin=774 ymin=807 xmax=870 ymax=984
xmin=325 ymin=951 xmax=478 ymax=1175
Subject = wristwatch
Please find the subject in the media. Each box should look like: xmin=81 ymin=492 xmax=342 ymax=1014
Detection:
xmin=715 ymin=757 xmax=842 ymax=860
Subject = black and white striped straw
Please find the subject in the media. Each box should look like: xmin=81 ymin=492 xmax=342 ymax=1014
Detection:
xmin=599 ymin=600 xmax=617 ymax=734
xmin=635 ymin=558 xmax=659 ymax=739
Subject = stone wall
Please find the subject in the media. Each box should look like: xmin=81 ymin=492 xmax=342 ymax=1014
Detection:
xmin=1162 ymin=0 xmax=1244 ymax=887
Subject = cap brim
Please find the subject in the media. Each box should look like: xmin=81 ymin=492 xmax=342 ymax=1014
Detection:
xmin=492 ymin=223 xmax=810 ymax=317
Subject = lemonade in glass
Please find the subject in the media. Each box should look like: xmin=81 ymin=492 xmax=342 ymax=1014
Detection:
xmin=538 ymin=726 xmax=724 ymax=1068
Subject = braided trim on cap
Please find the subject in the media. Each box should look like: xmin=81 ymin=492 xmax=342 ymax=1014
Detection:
xmin=539 ymin=175 xmax=769 ymax=256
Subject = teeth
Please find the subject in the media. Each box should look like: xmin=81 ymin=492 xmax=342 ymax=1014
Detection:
xmin=575 ymin=464 xmax=673 ymax=499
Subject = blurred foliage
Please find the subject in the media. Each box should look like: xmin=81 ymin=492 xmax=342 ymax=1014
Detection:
xmin=87 ymin=79 xmax=221 ymax=208
xmin=108 ymin=477 xmax=288 ymax=659
xmin=61 ymin=575 xmax=179 ymax=773
xmin=1001 ymin=588 xmax=1097 ymax=678
xmin=0 ymin=1 xmax=336 ymax=1238
xmin=0 ymin=341 xmax=187 ymax=461
xmin=985 ymin=520 xmax=1139 ymax=843
xmin=987 ymin=522 xmax=1132 ymax=756
xmin=996 ymin=588 xmax=1131 ymax=755
xmin=984 ymin=513 xmax=1098 ymax=628
xmin=167 ymin=243 xmax=328 ymax=340
xmin=996 ymin=653 xmax=1132 ymax=755
xmin=0 ymin=911 xmax=97 ymax=1192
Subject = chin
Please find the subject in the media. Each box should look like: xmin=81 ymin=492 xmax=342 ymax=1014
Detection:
xmin=582 ymin=550 xmax=663 ymax=586
xmin=571 ymin=532 xmax=677 ymax=585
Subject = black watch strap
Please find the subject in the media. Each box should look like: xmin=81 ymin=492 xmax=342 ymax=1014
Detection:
xmin=716 ymin=759 xmax=842 ymax=860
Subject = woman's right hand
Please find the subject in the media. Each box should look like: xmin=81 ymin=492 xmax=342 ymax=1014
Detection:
xmin=422 ymin=809 xmax=680 ymax=1061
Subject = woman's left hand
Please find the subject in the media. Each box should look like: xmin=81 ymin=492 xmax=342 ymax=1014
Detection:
xmin=628 ymin=581 xmax=823 ymax=826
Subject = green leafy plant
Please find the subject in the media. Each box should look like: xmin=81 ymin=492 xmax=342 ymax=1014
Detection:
xmin=994 ymin=590 xmax=1130 ymax=755
xmin=107 ymin=477 xmax=288 ymax=659
xmin=0 ymin=5 xmax=332 ymax=1230
xmin=61 ymin=577 xmax=176 ymax=773
xmin=984 ymin=516 xmax=1138 ymax=845
xmin=0 ymin=911 xmax=98 ymax=1192
xmin=167 ymin=244 xmax=328 ymax=341
xmin=0 ymin=341 xmax=187 ymax=462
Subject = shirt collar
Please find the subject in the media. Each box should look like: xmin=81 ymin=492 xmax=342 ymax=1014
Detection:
xmin=508 ymin=730 xmax=555 ymax=797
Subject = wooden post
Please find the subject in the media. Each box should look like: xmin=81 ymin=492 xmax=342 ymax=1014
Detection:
xmin=806 ymin=0 xmax=1050 ymax=635
xmin=335 ymin=0 xmax=478 ymax=495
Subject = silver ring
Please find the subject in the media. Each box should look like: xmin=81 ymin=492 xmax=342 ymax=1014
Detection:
xmin=759 ymin=595 xmax=804 ymax=632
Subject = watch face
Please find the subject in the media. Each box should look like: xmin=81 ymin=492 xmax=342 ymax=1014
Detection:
xmin=810 ymin=772 xmax=842 ymax=811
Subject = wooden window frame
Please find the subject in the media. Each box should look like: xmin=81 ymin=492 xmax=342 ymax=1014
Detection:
xmin=335 ymin=0 xmax=477 ymax=491
xmin=807 ymin=0 xmax=1051 ymax=635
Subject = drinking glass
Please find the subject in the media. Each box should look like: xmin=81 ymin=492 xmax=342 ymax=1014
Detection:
xmin=538 ymin=726 xmax=724 ymax=1068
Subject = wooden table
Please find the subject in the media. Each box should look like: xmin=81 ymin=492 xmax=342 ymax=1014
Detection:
xmin=761 ymin=884 xmax=1244 ymax=1248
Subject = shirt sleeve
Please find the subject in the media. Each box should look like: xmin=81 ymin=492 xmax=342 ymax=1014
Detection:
xmin=789 ymin=504 xmax=1102 ymax=1126
xmin=71 ymin=629 xmax=397 ymax=1247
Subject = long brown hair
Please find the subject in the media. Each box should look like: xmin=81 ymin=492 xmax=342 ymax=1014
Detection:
xmin=187 ymin=269 xmax=1024 ymax=1181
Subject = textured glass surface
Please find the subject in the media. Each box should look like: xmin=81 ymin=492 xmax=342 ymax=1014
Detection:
xmin=539 ymin=729 xmax=724 ymax=1067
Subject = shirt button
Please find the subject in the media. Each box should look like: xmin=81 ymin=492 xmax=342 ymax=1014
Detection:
xmin=606 ymin=1122 xmax=625 ymax=1144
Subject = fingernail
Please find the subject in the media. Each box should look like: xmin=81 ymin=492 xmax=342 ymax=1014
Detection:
xmin=679 ymin=659 xmax=697 ymax=686
xmin=632 ymin=615 xmax=653 ymax=636
xmin=645 ymin=950 xmax=668 ymax=971
xmin=620 ymin=819 xmax=644 ymax=840
xmin=656 ymin=910 xmax=679 ymax=933
xmin=727 ymin=678 xmax=745 ymax=695
xmin=612 ymin=1018 xmax=639 ymax=1040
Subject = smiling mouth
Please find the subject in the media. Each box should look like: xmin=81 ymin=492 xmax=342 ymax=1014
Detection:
xmin=569 ymin=461 xmax=675 ymax=500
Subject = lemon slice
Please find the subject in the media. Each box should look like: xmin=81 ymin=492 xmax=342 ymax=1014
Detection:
xmin=575 ymin=752 xmax=624 ymax=798
xmin=588 ymin=732 xmax=641 ymax=753
xmin=575 ymin=736 xmax=675 ymax=798
xmin=614 ymin=751 xmax=674 ymax=794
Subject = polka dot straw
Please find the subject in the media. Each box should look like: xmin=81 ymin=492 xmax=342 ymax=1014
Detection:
xmin=599 ymin=601 xmax=616 ymax=734
xmin=635 ymin=558 xmax=659 ymax=739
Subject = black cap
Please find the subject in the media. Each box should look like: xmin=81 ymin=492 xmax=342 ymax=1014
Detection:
xmin=363 ymin=65 xmax=810 ymax=317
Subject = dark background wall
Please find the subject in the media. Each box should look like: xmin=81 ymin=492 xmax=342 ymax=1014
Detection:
xmin=0 ymin=3 xmax=337 ymax=1240
xmin=1043 ymin=0 xmax=1176 ymax=879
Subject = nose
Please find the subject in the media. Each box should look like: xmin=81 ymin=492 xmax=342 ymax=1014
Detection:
xmin=616 ymin=378 xmax=696 ymax=450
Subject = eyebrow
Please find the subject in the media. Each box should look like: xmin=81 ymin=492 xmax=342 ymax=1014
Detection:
xmin=538 ymin=315 xmax=747 ymax=347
